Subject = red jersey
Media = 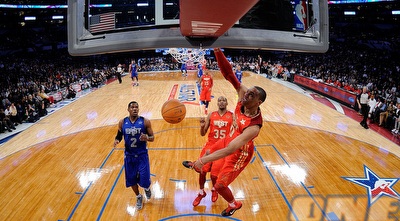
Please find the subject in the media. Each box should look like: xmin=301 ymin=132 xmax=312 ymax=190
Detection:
xmin=230 ymin=101 xmax=263 ymax=152
xmin=201 ymin=74 xmax=213 ymax=89
xmin=215 ymin=101 xmax=263 ymax=179
xmin=207 ymin=111 xmax=234 ymax=145
xmin=233 ymin=101 xmax=262 ymax=133
xmin=334 ymin=80 xmax=342 ymax=88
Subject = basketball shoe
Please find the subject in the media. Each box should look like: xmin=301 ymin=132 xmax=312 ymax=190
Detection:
xmin=193 ymin=191 xmax=206 ymax=207
xmin=136 ymin=195 xmax=143 ymax=210
xmin=182 ymin=160 xmax=194 ymax=169
xmin=182 ymin=160 xmax=201 ymax=173
xmin=221 ymin=201 xmax=242 ymax=217
xmin=145 ymin=188 xmax=152 ymax=199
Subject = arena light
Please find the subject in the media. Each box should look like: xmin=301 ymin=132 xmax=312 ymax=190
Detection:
xmin=52 ymin=15 xmax=64 ymax=20
xmin=24 ymin=16 xmax=36 ymax=21
xmin=0 ymin=4 xmax=67 ymax=8
xmin=137 ymin=3 xmax=149 ymax=7
xmin=344 ymin=11 xmax=356 ymax=15
xmin=392 ymin=10 xmax=400 ymax=15
xmin=0 ymin=4 xmax=110 ymax=8
xmin=328 ymin=0 xmax=395 ymax=3
xmin=89 ymin=4 xmax=112 ymax=8
xmin=0 ymin=4 xmax=17 ymax=8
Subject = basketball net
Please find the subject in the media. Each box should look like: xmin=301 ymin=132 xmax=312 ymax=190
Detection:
xmin=167 ymin=48 xmax=206 ymax=64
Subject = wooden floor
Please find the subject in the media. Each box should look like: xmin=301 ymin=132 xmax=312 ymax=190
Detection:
xmin=0 ymin=71 xmax=399 ymax=221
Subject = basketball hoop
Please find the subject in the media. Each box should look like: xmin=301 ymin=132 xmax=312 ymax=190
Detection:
xmin=167 ymin=48 xmax=206 ymax=64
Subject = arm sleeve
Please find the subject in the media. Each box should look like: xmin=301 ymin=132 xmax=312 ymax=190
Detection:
xmin=115 ymin=130 xmax=123 ymax=142
xmin=214 ymin=49 xmax=241 ymax=90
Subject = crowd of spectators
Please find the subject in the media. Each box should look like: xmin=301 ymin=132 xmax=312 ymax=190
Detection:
xmin=0 ymin=50 xmax=116 ymax=133
xmin=222 ymin=40 xmax=399 ymax=132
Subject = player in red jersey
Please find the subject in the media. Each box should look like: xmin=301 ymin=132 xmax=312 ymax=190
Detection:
xmin=188 ymin=48 xmax=267 ymax=217
xmin=200 ymin=70 xmax=213 ymax=115
xmin=184 ymin=96 xmax=234 ymax=206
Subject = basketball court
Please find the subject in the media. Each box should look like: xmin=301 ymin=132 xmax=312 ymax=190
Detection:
xmin=0 ymin=0 xmax=399 ymax=220
xmin=0 ymin=70 xmax=398 ymax=220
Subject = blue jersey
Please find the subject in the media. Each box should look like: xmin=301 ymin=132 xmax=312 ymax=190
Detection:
xmin=181 ymin=63 xmax=187 ymax=71
xmin=122 ymin=116 xmax=148 ymax=156
xmin=130 ymin=64 xmax=138 ymax=77
xmin=235 ymin=70 xmax=243 ymax=83
xmin=197 ymin=63 xmax=203 ymax=78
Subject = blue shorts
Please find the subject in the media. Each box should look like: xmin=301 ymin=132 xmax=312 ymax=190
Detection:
xmin=197 ymin=70 xmax=203 ymax=78
xmin=124 ymin=154 xmax=151 ymax=188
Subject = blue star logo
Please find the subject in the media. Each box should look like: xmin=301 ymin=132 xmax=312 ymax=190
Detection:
xmin=342 ymin=165 xmax=400 ymax=206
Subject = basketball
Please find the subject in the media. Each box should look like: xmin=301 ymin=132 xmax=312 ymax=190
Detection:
xmin=161 ymin=99 xmax=186 ymax=124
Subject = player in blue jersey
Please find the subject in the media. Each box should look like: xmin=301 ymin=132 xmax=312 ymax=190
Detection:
xmin=235 ymin=65 xmax=243 ymax=83
xmin=181 ymin=62 xmax=188 ymax=77
xmin=114 ymin=101 xmax=155 ymax=210
xmin=129 ymin=60 xmax=139 ymax=86
xmin=197 ymin=62 xmax=203 ymax=84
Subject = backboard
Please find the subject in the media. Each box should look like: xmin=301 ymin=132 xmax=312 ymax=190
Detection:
xmin=68 ymin=0 xmax=329 ymax=56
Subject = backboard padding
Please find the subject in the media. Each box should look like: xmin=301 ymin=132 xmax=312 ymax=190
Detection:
xmin=68 ymin=0 xmax=329 ymax=56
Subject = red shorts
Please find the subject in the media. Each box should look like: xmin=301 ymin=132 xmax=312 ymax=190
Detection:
xmin=203 ymin=136 xmax=235 ymax=177
xmin=209 ymin=136 xmax=254 ymax=187
xmin=200 ymin=141 xmax=224 ymax=177
xmin=200 ymin=88 xmax=211 ymax=101
xmin=216 ymin=150 xmax=253 ymax=187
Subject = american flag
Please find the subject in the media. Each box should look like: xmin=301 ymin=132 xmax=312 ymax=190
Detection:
xmin=90 ymin=12 xmax=115 ymax=33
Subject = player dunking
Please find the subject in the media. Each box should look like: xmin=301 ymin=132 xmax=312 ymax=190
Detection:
xmin=200 ymin=70 xmax=213 ymax=115
xmin=129 ymin=60 xmax=139 ymax=86
xmin=183 ymin=48 xmax=267 ymax=217
xmin=183 ymin=96 xmax=234 ymax=206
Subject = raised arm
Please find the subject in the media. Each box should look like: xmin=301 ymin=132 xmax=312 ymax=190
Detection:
xmin=214 ymin=48 xmax=247 ymax=101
